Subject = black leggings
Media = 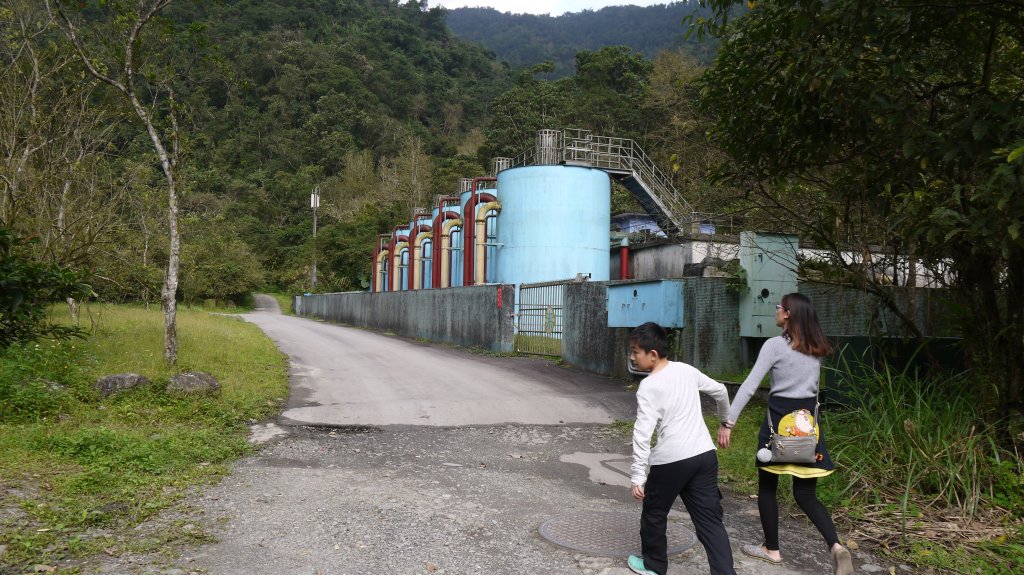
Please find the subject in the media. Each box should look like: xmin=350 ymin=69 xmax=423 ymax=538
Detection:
xmin=757 ymin=469 xmax=839 ymax=551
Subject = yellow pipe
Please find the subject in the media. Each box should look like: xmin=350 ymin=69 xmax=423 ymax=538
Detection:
xmin=375 ymin=249 xmax=390 ymax=292
xmin=391 ymin=241 xmax=408 ymax=291
xmin=440 ymin=218 xmax=462 ymax=288
xmin=475 ymin=200 xmax=502 ymax=285
xmin=411 ymin=232 xmax=432 ymax=290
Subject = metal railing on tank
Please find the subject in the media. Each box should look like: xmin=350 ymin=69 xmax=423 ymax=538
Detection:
xmin=510 ymin=128 xmax=698 ymax=237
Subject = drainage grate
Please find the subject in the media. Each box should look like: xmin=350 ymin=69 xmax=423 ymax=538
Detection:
xmin=539 ymin=511 xmax=696 ymax=557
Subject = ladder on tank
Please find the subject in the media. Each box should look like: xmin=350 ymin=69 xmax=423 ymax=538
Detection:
xmin=511 ymin=128 xmax=695 ymax=237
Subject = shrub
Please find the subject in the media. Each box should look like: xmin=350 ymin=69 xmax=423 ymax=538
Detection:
xmin=0 ymin=342 xmax=82 ymax=423
xmin=0 ymin=228 xmax=93 ymax=347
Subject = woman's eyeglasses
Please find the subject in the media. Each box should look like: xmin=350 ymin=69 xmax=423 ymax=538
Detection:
xmin=775 ymin=304 xmax=788 ymax=311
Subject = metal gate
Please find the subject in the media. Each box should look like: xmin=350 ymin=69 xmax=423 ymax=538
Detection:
xmin=516 ymin=280 xmax=567 ymax=356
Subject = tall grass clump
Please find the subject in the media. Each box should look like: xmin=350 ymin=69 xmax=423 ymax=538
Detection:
xmin=0 ymin=341 xmax=82 ymax=423
xmin=827 ymin=357 xmax=1024 ymax=573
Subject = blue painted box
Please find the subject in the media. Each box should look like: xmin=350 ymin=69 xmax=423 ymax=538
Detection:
xmin=607 ymin=279 xmax=685 ymax=328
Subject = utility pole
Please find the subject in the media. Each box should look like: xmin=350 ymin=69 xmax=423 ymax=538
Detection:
xmin=311 ymin=186 xmax=319 ymax=291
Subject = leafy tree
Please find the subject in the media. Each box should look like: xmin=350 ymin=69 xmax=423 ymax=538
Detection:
xmin=378 ymin=136 xmax=435 ymax=215
xmin=482 ymin=63 xmax=575 ymax=159
xmin=483 ymin=47 xmax=655 ymax=160
xmin=0 ymin=228 xmax=92 ymax=347
xmin=697 ymin=0 xmax=1024 ymax=421
xmin=1 ymin=0 xmax=127 ymax=277
xmin=48 ymin=0 xmax=207 ymax=367
xmin=179 ymin=216 xmax=265 ymax=306
xmin=569 ymin=46 xmax=653 ymax=138
xmin=643 ymin=49 xmax=741 ymax=218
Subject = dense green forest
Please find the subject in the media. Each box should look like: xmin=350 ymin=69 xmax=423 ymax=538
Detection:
xmin=3 ymin=0 xmax=723 ymax=303
xmin=444 ymin=2 xmax=720 ymax=77
xmin=3 ymin=0 xmax=514 ymax=301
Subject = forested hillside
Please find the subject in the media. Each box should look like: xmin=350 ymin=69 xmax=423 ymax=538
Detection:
xmin=2 ymin=0 xmax=515 ymax=301
xmin=188 ymin=0 xmax=512 ymax=294
xmin=444 ymin=2 xmax=719 ymax=77
xmin=4 ymin=0 xmax=729 ymax=304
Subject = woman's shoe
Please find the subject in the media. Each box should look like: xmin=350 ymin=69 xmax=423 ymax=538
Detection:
xmin=741 ymin=544 xmax=782 ymax=564
xmin=832 ymin=544 xmax=854 ymax=575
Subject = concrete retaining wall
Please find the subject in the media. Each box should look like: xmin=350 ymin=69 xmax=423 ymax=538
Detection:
xmin=294 ymin=285 xmax=516 ymax=353
xmin=680 ymin=278 xmax=744 ymax=378
xmin=293 ymin=279 xmax=957 ymax=380
xmin=562 ymin=282 xmax=630 ymax=376
xmin=554 ymin=278 xmax=958 ymax=380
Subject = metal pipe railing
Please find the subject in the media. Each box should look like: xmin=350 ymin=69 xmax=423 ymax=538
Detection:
xmin=508 ymin=128 xmax=717 ymax=235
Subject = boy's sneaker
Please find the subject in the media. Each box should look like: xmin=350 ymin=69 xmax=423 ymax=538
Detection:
xmin=627 ymin=555 xmax=658 ymax=575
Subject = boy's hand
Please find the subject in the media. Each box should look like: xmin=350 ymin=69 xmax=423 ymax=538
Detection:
xmin=717 ymin=426 xmax=732 ymax=448
xmin=631 ymin=484 xmax=645 ymax=500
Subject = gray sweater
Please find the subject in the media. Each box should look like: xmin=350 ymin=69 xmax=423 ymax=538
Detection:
xmin=727 ymin=335 xmax=821 ymax=423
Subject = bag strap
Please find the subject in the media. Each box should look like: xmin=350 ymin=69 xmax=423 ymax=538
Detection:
xmin=765 ymin=386 xmax=820 ymax=435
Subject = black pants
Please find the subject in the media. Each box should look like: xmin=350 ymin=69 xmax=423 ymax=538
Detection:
xmin=757 ymin=469 xmax=840 ymax=551
xmin=641 ymin=450 xmax=736 ymax=575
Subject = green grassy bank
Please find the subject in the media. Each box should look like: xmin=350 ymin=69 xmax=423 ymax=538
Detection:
xmin=0 ymin=305 xmax=289 ymax=572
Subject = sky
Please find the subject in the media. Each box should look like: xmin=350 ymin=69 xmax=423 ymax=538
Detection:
xmin=428 ymin=1 xmax=671 ymax=17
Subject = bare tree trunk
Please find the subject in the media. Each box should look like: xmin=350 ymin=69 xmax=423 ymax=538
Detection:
xmin=907 ymin=239 xmax=917 ymax=324
xmin=131 ymin=91 xmax=179 ymax=365
xmin=49 ymin=0 xmax=180 ymax=366
xmin=66 ymin=297 xmax=79 ymax=325
xmin=161 ymin=176 xmax=179 ymax=365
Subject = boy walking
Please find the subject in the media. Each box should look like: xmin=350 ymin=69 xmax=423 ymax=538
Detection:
xmin=628 ymin=322 xmax=737 ymax=575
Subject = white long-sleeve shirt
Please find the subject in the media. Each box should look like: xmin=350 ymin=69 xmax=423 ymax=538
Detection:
xmin=631 ymin=362 xmax=732 ymax=486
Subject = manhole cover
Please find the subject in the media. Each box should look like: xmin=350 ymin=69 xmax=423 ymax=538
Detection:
xmin=539 ymin=511 xmax=696 ymax=557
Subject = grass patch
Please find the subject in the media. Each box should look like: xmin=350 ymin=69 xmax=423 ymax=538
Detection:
xmin=0 ymin=304 xmax=289 ymax=572
xmin=514 ymin=333 xmax=561 ymax=356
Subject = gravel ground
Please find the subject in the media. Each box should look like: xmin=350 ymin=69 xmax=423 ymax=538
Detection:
xmin=82 ymin=423 xmax=903 ymax=575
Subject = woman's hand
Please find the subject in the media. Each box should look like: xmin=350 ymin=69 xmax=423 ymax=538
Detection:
xmin=631 ymin=484 xmax=645 ymax=500
xmin=717 ymin=425 xmax=732 ymax=448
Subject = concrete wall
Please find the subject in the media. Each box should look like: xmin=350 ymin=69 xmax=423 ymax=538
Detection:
xmin=802 ymin=282 xmax=957 ymax=338
xmin=627 ymin=242 xmax=693 ymax=279
xmin=555 ymin=278 xmax=958 ymax=380
xmin=294 ymin=284 xmax=516 ymax=353
xmin=624 ymin=240 xmax=741 ymax=279
xmin=292 ymin=279 xmax=958 ymax=380
xmin=680 ymin=278 xmax=744 ymax=378
xmin=562 ymin=282 xmax=631 ymax=376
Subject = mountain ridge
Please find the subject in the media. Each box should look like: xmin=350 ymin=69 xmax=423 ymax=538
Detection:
xmin=443 ymin=2 xmax=717 ymax=77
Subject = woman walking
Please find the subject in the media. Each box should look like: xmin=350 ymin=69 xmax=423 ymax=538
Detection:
xmin=717 ymin=293 xmax=853 ymax=575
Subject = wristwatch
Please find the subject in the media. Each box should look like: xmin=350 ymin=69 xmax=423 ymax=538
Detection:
xmin=720 ymin=421 xmax=734 ymax=429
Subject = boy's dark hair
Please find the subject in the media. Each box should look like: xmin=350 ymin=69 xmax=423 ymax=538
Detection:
xmin=630 ymin=322 xmax=669 ymax=358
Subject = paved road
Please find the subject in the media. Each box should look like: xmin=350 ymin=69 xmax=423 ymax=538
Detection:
xmin=244 ymin=294 xmax=636 ymax=427
xmin=85 ymin=296 xmax=893 ymax=574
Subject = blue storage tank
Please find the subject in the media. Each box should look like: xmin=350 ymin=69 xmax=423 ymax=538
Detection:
xmin=495 ymin=165 xmax=611 ymax=285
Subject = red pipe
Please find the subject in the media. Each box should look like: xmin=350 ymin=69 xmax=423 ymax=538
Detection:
xmin=431 ymin=196 xmax=460 ymax=288
xmin=462 ymin=177 xmax=497 ymax=286
xmin=620 ymin=244 xmax=630 ymax=280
